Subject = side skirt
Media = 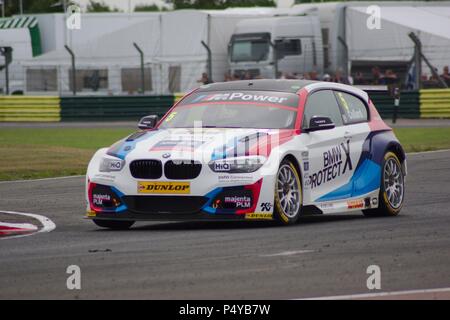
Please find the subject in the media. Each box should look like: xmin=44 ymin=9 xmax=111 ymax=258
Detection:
xmin=312 ymin=189 xmax=380 ymax=214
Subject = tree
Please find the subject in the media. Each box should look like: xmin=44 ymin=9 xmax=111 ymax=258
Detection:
xmin=134 ymin=4 xmax=168 ymax=12
xmin=171 ymin=0 xmax=275 ymax=10
xmin=3 ymin=0 xmax=68 ymax=17
xmin=86 ymin=0 xmax=119 ymax=13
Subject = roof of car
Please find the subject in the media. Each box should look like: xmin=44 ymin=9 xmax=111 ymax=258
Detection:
xmin=194 ymin=79 xmax=369 ymax=102
xmin=195 ymin=79 xmax=318 ymax=93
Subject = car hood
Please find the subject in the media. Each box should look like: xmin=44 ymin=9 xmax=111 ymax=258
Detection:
xmin=107 ymin=128 xmax=297 ymax=162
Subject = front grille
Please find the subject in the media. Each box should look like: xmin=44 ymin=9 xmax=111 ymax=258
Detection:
xmin=130 ymin=160 xmax=162 ymax=179
xmin=122 ymin=196 xmax=208 ymax=214
xmin=164 ymin=160 xmax=202 ymax=180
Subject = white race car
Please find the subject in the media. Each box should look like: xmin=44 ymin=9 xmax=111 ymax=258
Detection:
xmin=86 ymin=80 xmax=406 ymax=229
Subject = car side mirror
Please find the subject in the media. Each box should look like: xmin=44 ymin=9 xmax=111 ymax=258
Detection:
xmin=138 ymin=115 xmax=159 ymax=130
xmin=304 ymin=116 xmax=335 ymax=132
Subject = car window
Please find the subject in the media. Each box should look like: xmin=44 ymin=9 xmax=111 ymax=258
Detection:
xmin=159 ymin=91 xmax=299 ymax=129
xmin=303 ymin=90 xmax=343 ymax=129
xmin=334 ymin=91 xmax=368 ymax=124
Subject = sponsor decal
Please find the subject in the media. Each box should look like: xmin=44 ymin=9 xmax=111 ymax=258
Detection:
xmin=201 ymin=92 xmax=289 ymax=104
xmin=93 ymin=193 xmax=111 ymax=206
xmin=212 ymin=190 xmax=253 ymax=210
xmin=318 ymin=202 xmax=334 ymax=210
xmin=260 ymin=202 xmax=272 ymax=212
xmin=224 ymin=195 xmax=252 ymax=209
xmin=218 ymin=175 xmax=253 ymax=183
xmin=309 ymin=140 xmax=352 ymax=189
xmin=303 ymin=161 xmax=309 ymax=171
xmin=347 ymin=199 xmax=365 ymax=209
xmin=182 ymin=91 xmax=299 ymax=108
xmin=213 ymin=162 xmax=231 ymax=172
xmin=138 ymin=182 xmax=190 ymax=194
xmin=245 ymin=212 xmax=273 ymax=220
xmin=86 ymin=210 xmax=97 ymax=217
xmin=107 ymin=160 xmax=123 ymax=171
xmin=165 ymin=111 xmax=177 ymax=122
xmin=371 ymin=197 xmax=378 ymax=206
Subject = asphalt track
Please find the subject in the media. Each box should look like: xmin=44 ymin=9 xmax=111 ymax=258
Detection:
xmin=0 ymin=150 xmax=449 ymax=299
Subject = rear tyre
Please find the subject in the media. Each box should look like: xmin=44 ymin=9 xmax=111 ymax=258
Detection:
xmin=363 ymin=151 xmax=405 ymax=217
xmin=273 ymin=159 xmax=302 ymax=225
xmin=93 ymin=219 xmax=135 ymax=230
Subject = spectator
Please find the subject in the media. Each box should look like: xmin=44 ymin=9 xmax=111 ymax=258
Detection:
xmin=380 ymin=69 xmax=397 ymax=85
xmin=197 ymin=72 xmax=212 ymax=85
xmin=322 ymin=73 xmax=331 ymax=82
xmin=308 ymin=71 xmax=319 ymax=80
xmin=353 ymin=71 xmax=366 ymax=85
xmin=224 ymin=71 xmax=233 ymax=82
xmin=333 ymin=68 xmax=350 ymax=84
xmin=421 ymin=73 xmax=429 ymax=82
xmin=371 ymin=66 xmax=381 ymax=85
xmin=441 ymin=66 xmax=450 ymax=86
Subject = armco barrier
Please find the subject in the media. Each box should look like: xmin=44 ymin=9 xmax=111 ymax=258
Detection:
xmin=368 ymin=91 xmax=420 ymax=119
xmin=0 ymin=96 xmax=60 ymax=122
xmin=1 ymin=90 xmax=425 ymax=122
xmin=420 ymin=89 xmax=450 ymax=118
xmin=60 ymin=95 xmax=174 ymax=121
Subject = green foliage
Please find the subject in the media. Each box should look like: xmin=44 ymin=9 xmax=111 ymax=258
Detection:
xmin=134 ymin=4 xmax=168 ymax=12
xmin=3 ymin=0 xmax=68 ymax=16
xmin=86 ymin=0 xmax=120 ymax=13
xmin=172 ymin=0 xmax=275 ymax=10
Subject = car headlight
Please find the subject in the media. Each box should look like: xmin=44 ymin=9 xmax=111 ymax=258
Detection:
xmin=209 ymin=156 xmax=266 ymax=173
xmin=99 ymin=157 xmax=125 ymax=172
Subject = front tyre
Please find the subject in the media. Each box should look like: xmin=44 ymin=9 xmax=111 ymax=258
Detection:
xmin=93 ymin=219 xmax=135 ymax=230
xmin=363 ymin=151 xmax=405 ymax=217
xmin=274 ymin=159 xmax=302 ymax=225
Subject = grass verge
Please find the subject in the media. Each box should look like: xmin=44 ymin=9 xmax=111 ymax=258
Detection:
xmin=0 ymin=127 xmax=449 ymax=181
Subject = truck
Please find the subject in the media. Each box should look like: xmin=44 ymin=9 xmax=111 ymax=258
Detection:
xmin=228 ymin=15 xmax=323 ymax=80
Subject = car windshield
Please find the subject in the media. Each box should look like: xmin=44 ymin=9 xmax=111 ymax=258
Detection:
xmin=159 ymin=91 xmax=299 ymax=130
xmin=230 ymin=35 xmax=270 ymax=62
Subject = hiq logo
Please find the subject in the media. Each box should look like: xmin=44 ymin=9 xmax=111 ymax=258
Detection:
xmin=66 ymin=5 xmax=81 ymax=30
xmin=366 ymin=5 xmax=381 ymax=30
xmin=214 ymin=162 xmax=231 ymax=172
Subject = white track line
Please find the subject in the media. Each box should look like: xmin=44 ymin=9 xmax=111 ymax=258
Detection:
xmin=0 ymin=210 xmax=56 ymax=240
xmin=407 ymin=148 xmax=450 ymax=155
xmin=0 ymin=175 xmax=84 ymax=184
xmin=260 ymin=250 xmax=314 ymax=257
xmin=298 ymin=287 xmax=450 ymax=300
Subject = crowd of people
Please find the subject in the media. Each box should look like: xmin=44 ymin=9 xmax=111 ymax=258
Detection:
xmin=197 ymin=65 xmax=450 ymax=89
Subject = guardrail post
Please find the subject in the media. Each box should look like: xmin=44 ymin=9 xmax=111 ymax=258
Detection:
xmin=201 ymin=40 xmax=213 ymax=83
xmin=64 ymin=45 xmax=76 ymax=95
xmin=133 ymin=42 xmax=146 ymax=94
xmin=392 ymin=87 xmax=400 ymax=123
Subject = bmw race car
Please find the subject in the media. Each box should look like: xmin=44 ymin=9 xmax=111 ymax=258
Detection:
xmin=86 ymin=80 xmax=406 ymax=229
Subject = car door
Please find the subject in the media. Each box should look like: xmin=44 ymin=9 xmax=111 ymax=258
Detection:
xmin=333 ymin=90 xmax=373 ymax=198
xmin=301 ymin=90 xmax=353 ymax=204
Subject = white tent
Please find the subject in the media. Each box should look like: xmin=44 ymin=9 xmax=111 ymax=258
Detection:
xmin=345 ymin=5 xmax=450 ymax=74
xmin=22 ymin=10 xmax=273 ymax=95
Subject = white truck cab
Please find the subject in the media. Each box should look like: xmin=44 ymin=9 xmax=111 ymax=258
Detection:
xmin=228 ymin=16 xmax=323 ymax=79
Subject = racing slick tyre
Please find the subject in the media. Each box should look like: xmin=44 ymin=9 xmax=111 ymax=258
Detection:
xmin=274 ymin=159 xmax=302 ymax=225
xmin=363 ymin=151 xmax=405 ymax=217
xmin=93 ymin=219 xmax=135 ymax=230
